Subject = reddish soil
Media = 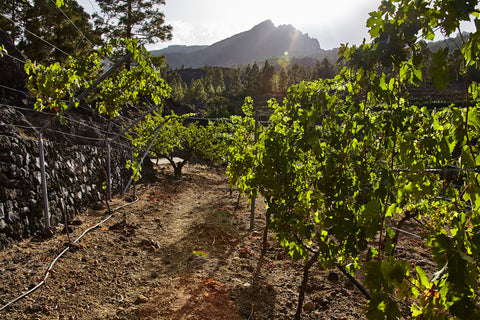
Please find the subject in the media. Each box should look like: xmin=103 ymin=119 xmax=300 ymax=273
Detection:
xmin=0 ymin=163 xmax=431 ymax=319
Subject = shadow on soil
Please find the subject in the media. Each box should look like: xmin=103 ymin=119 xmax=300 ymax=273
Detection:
xmin=154 ymin=173 xmax=277 ymax=319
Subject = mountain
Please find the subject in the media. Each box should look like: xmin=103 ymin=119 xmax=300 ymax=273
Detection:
xmin=153 ymin=20 xmax=322 ymax=68
xmin=150 ymin=45 xmax=208 ymax=55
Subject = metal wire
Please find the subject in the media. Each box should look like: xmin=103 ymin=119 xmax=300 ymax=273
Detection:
xmin=0 ymin=84 xmax=29 ymax=96
xmin=0 ymin=123 xmax=41 ymax=130
xmin=2 ymin=52 xmax=28 ymax=65
xmin=48 ymin=0 xmax=96 ymax=49
xmin=85 ymin=0 xmax=101 ymax=17
xmin=0 ymin=13 xmax=73 ymax=59
xmin=3 ymin=104 xmax=127 ymax=139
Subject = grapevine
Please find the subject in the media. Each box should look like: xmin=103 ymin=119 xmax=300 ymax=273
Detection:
xmin=17 ymin=0 xmax=480 ymax=318
xmin=25 ymin=38 xmax=170 ymax=122
xmin=128 ymin=111 xmax=228 ymax=179
xmin=25 ymin=38 xmax=171 ymax=211
xmin=225 ymin=1 xmax=480 ymax=318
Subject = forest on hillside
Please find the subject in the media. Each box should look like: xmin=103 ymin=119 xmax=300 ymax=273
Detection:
xmin=161 ymin=59 xmax=338 ymax=117
xmin=160 ymin=32 xmax=480 ymax=118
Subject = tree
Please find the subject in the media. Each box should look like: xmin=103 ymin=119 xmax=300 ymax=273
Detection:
xmin=244 ymin=62 xmax=261 ymax=96
xmin=288 ymin=63 xmax=308 ymax=84
xmin=204 ymin=77 xmax=216 ymax=98
xmin=204 ymin=66 xmax=226 ymax=93
xmin=203 ymin=96 xmax=234 ymax=118
xmin=1 ymin=0 xmax=100 ymax=63
xmin=185 ymin=78 xmax=207 ymax=104
xmin=166 ymin=70 xmax=186 ymax=102
xmin=0 ymin=0 xmax=30 ymax=43
xmin=312 ymin=58 xmax=335 ymax=80
xmin=261 ymin=60 xmax=275 ymax=94
xmin=277 ymin=67 xmax=290 ymax=93
xmin=94 ymin=0 xmax=172 ymax=46
xmin=227 ymin=68 xmax=244 ymax=98
xmin=131 ymin=112 xmax=227 ymax=178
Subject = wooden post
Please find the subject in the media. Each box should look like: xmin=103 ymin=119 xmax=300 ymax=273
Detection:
xmin=35 ymin=52 xmax=133 ymax=229
xmin=38 ymin=133 xmax=50 ymax=230
xmin=107 ymin=143 xmax=111 ymax=200
xmin=249 ymin=115 xmax=259 ymax=230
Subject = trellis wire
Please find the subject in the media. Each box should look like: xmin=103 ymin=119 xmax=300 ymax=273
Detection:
xmin=395 ymin=167 xmax=480 ymax=173
xmin=388 ymin=226 xmax=423 ymax=240
xmin=0 ymin=123 xmax=130 ymax=149
xmin=0 ymin=13 xmax=73 ymax=59
xmin=0 ymin=84 xmax=29 ymax=96
xmin=48 ymin=0 xmax=96 ymax=49
xmin=0 ymin=123 xmax=42 ymax=130
xmin=0 ymin=84 xmax=125 ymax=133
xmin=1 ymin=52 xmax=29 ymax=65
xmin=122 ymin=123 xmax=164 ymax=196
xmin=107 ymin=102 xmax=164 ymax=199
xmin=37 ymin=51 xmax=133 ymax=230
xmin=4 ymin=103 xmax=119 ymax=137
xmin=85 ymin=0 xmax=101 ymax=17
xmin=39 ymin=52 xmax=133 ymax=133
xmin=76 ymin=104 xmax=124 ymax=130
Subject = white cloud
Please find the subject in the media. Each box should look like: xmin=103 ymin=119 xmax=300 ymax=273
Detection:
xmin=150 ymin=20 xmax=237 ymax=49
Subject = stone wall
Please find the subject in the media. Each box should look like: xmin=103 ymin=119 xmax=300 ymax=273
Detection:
xmin=0 ymin=134 xmax=130 ymax=248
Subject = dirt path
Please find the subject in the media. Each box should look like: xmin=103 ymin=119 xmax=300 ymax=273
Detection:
xmin=0 ymin=163 xmax=376 ymax=319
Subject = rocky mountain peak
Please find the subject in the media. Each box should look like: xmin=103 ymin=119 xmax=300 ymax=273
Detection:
xmin=154 ymin=20 xmax=321 ymax=68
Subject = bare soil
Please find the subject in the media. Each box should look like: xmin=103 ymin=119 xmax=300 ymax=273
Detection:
xmin=0 ymin=163 xmax=432 ymax=319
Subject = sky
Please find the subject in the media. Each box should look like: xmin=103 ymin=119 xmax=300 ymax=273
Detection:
xmin=156 ymin=0 xmax=381 ymax=50
xmin=78 ymin=0 xmax=381 ymax=50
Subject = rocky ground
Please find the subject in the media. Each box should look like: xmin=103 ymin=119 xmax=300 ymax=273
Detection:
xmin=0 ymin=163 xmax=433 ymax=319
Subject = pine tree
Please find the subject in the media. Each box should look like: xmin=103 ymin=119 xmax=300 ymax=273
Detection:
xmin=227 ymin=69 xmax=244 ymax=98
xmin=1 ymin=0 xmax=100 ymax=63
xmin=278 ymin=67 xmax=290 ymax=93
xmin=211 ymin=67 xmax=226 ymax=92
xmin=94 ymin=0 xmax=172 ymax=46
xmin=167 ymin=71 xmax=186 ymax=102
xmin=0 ymin=0 xmax=30 ymax=43
xmin=289 ymin=63 xmax=309 ymax=84
xmin=261 ymin=60 xmax=275 ymax=94
xmin=312 ymin=58 xmax=335 ymax=80
xmin=244 ymin=62 xmax=261 ymax=96
xmin=185 ymin=79 xmax=207 ymax=104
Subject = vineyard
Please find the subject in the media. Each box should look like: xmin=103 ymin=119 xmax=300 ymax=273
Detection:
xmin=1 ymin=0 xmax=480 ymax=319
xmin=0 ymin=163 xmax=372 ymax=320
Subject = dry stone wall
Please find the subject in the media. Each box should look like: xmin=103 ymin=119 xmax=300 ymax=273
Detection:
xmin=0 ymin=134 xmax=130 ymax=248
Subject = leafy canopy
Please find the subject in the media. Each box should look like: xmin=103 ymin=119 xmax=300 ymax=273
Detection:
xmin=225 ymin=0 xmax=480 ymax=318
